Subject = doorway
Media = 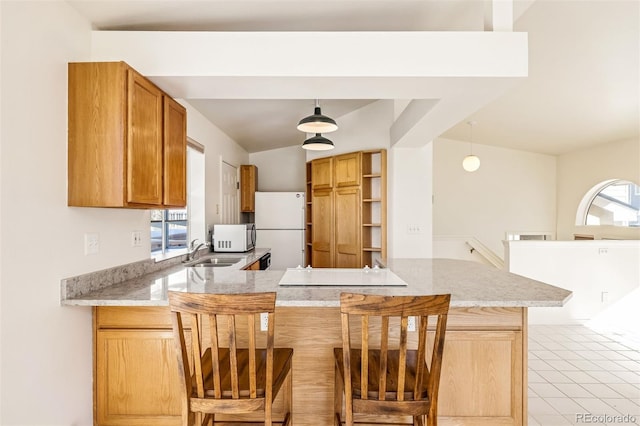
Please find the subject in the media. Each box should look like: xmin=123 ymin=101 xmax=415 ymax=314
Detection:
xmin=221 ymin=160 xmax=239 ymax=224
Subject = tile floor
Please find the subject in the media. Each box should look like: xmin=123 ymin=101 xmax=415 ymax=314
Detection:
xmin=528 ymin=324 xmax=640 ymax=426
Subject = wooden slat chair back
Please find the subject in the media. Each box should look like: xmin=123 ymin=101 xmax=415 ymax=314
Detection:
xmin=334 ymin=293 xmax=451 ymax=426
xmin=168 ymin=291 xmax=293 ymax=426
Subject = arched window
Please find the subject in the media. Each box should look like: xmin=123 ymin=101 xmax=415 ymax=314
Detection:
xmin=576 ymin=180 xmax=640 ymax=227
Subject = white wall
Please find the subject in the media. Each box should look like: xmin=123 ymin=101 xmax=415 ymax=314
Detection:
xmin=0 ymin=2 xmax=142 ymax=424
xmin=235 ymin=100 xmax=442 ymax=260
xmin=0 ymin=3 xmax=4 ymax=419
xmin=433 ymin=137 xmax=557 ymax=258
xmin=556 ymin=137 xmax=640 ymax=240
xmin=0 ymin=3 xmax=249 ymax=424
xmin=303 ymin=100 xmax=437 ymax=258
xmin=506 ymin=240 xmax=640 ymax=326
xmin=388 ymin=145 xmax=434 ymax=258
xmin=304 ymin=100 xmax=393 ymax=161
xmin=249 ymin=146 xmax=306 ymax=192
xmin=178 ymin=101 xmax=249 ymax=229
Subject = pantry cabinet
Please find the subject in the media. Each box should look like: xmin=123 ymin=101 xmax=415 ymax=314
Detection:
xmin=306 ymin=150 xmax=386 ymax=268
xmin=311 ymin=157 xmax=333 ymax=190
xmin=68 ymin=61 xmax=186 ymax=208
xmin=334 ymin=186 xmax=361 ymax=267
xmin=311 ymin=189 xmax=334 ymax=267
xmin=334 ymin=151 xmax=361 ymax=188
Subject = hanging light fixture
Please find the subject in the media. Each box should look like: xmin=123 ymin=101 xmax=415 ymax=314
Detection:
xmin=301 ymin=133 xmax=335 ymax=151
xmin=297 ymin=99 xmax=338 ymax=134
xmin=462 ymin=120 xmax=480 ymax=172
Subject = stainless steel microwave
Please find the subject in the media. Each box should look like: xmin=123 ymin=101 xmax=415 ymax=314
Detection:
xmin=212 ymin=223 xmax=256 ymax=252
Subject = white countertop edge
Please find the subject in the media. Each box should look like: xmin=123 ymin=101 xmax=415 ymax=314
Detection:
xmin=61 ymin=299 xmax=570 ymax=308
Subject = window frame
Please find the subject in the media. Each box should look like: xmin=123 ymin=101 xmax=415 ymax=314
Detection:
xmin=577 ymin=179 xmax=640 ymax=228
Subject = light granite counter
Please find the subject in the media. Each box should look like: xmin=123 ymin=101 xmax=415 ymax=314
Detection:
xmin=82 ymin=256 xmax=572 ymax=426
xmin=61 ymin=256 xmax=572 ymax=308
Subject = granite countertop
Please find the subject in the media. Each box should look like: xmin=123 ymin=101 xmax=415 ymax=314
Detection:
xmin=61 ymin=254 xmax=572 ymax=308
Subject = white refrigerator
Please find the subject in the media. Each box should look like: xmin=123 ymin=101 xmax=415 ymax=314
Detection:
xmin=254 ymin=192 xmax=305 ymax=270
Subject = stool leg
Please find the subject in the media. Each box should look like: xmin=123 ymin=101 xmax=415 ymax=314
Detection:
xmin=283 ymin=367 xmax=293 ymax=425
xmin=334 ymin=362 xmax=344 ymax=425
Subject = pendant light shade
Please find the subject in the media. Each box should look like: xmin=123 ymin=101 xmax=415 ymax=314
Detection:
xmin=462 ymin=154 xmax=481 ymax=172
xmin=297 ymin=100 xmax=338 ymax=134
xmin=301 ymin=133 xmax=334 ymax=151
xmin=462 ymin=120 xmax=480 ymax=172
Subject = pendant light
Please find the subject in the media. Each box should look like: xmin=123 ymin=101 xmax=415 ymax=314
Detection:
xmin=301 ymin=133 xmax=334 ymax=151
xmin=462 ymin=121 xmax=480 ymax=172
xmin=297 ymin=99 xmax=338 ymax=134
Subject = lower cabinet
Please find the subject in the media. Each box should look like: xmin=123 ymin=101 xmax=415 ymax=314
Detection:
xmin=94 ymin=306 xmax=527 ymax=426
xmin=244 ymin=260 xmax=260 ymax=270
xmin=94 ymin=307 xmax=182 ymax=426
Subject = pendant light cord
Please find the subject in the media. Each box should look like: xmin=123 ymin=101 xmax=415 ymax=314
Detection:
xmin=467 ymin=120 xmax=476 ymax=154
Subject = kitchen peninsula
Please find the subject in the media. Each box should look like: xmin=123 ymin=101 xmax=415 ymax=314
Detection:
xmin=62 ymin=256 xmax=572 ymax=426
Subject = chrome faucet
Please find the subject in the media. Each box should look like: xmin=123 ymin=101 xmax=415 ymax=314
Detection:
xmin=185 ymin=239 xmax=208 ymax=262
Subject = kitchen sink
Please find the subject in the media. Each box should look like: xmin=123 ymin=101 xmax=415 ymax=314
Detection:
xmin=187 ymin=257 xmax=244 ymax=268
xmin=192 ymin=262 xmax=235 ymax=267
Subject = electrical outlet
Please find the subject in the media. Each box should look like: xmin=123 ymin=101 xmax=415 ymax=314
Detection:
xmin=84 ymin=233 xmax=99 ymax=255
xmin=131 ymin=231 xmax=142 ymax=247
xmin=601 ymin=291 xmax=609 ymax=303
xmin=598 ymin=248 xmax=608 ymax=255
xmin=260 ymin=313 xmax=269 ymax=331
xmin=407 ymin=316 xmax=416 ymax=332
xmin=407 ymin=224 xmax=422 ymax=234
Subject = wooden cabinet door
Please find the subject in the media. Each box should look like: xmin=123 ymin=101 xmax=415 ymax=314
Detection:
xmin=163 ymin=96 xmax=187 ymax=207
xmin=240 ymin=165 xmax=257 ymax=212
xmin=334 ymin=152 xmax=361 ymax=188
xmin=245 ymin=260 xmax=260 ymax=270
xmin=126 ymin=69 xmax=164 ymax=205
xmin=68 ymin=62 xmax=187 ymax=208
xmin=334 ymin=187 xmax=361 ymax=268
xmin=68 ymin=62 xmax=127 ymax=207
xmin=311 ymin=157 xmax=333 ymax=190
xmin=437 ymin=330 xmax=523 ymax=422
xmin=95 ymin=329 xmax=182 ymax=426
xmin=311 ymin=189 xmax=334 ymax=267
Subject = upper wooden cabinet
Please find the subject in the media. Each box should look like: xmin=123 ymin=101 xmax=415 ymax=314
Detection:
xmin=334 ymin=152 xmax=361 ymax=188
xmin=240 ymin=164 xmax=258 ymax=212
xmin=68 ymin=61 xmax=187 ymax=208
xmin=162 ymin=97 xmax=187 ymax=207
xmin=311 ymin=157 xmax=333 ymax=190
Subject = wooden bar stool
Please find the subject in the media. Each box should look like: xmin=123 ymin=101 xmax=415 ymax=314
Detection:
xmin=168 ymin=291 xmax=293 ymax=426
xmin=333 ymin=292 xmax=451 ymax=426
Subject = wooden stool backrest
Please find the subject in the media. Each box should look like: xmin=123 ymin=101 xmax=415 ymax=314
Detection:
xmin=339 ymin=293 xmax=450 ymax=414
xmin=168 ymin=291 xmax=277 ymax=414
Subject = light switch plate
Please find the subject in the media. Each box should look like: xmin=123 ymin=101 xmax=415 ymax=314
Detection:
xmin=85 ymin=233 xmax=99 ymax=255
xmin=131 ymin=231 xmax=142 ymax=247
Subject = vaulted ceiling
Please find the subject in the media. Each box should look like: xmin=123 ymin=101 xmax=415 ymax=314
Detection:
xmin=68 ymin=0 xmax=639 ymax=155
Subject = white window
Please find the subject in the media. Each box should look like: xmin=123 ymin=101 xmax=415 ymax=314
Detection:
xmin=151 ymin=142 xmax=206 ymax=256
xmin=579 ymin=180 xmax=640 ymax=228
